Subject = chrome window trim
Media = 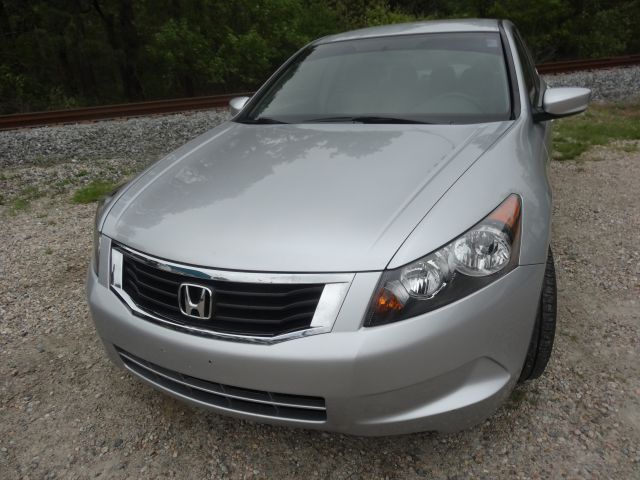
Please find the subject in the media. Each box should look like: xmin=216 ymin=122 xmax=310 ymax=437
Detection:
xmin=109 ymin=243 xmax=354 ymax=344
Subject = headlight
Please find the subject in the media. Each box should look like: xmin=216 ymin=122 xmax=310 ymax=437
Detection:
xmin=92 ymin=218 xmax=101 ymax=274
xmin=92 ymin=183 xmax=127 ymax=274
xmin=366 ymin=195 xmax=521 ymax=327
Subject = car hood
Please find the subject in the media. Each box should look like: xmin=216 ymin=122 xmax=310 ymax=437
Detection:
xmin=103 ymin=121 xmax=511 ymax=272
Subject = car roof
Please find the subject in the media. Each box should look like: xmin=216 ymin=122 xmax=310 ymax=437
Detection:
xmin=314 ymin=19 xmax=501 ymax=45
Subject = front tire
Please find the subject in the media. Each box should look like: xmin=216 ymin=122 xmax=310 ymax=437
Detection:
xmin=518 ymin=247 xmax=557 ymax=383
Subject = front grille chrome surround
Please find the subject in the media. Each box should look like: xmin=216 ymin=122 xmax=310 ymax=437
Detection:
xmin=109 ymin=243 xmax=354 ymax=344
xmin=117 ymin=347 xmax=327 ymax=423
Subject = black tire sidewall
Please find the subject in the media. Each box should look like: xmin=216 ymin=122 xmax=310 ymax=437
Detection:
xmin=518 ymin=247 xmax=557 ymax=383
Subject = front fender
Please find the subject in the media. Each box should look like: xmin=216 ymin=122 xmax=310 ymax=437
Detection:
xmin=388 ymin=117 xmax=551 ymax=269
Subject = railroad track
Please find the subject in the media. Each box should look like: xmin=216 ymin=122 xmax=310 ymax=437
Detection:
xmin=536 ymin=54 xmax=640 ymax=74
xmin=0 ymin=93 xmax=250 ymax=130
xmin=2 ymin=55 xmax=639 ymax=130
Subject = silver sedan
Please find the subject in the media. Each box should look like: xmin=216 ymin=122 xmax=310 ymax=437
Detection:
xmin=87 ymin=19 xmax=590 ymax=435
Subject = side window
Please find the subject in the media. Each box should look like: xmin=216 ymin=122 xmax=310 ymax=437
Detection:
xmin=513 ymin=30 xmax=540 ymax=108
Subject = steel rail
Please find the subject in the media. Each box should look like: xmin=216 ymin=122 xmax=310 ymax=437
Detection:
xmin=2 ymin=55 xmax=639 ymax=130
xmin=536 ymin=54 xmax=640 ymax=74
xmin=0 ymin=93 xmax=252 ymax=130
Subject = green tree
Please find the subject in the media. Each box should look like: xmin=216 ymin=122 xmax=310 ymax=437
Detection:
xmin=0 ymin=0 xmax=638 ymax=114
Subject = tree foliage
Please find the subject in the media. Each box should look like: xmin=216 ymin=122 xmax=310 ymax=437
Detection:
xmin=0 ymin=0 xmax=638 ymax=113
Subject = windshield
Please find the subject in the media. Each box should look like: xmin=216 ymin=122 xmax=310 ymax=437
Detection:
xmin=239 ymin=32 xmax=512 ymax=125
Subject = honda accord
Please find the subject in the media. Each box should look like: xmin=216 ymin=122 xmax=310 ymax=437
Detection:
xmin=87 ymin=19 xmax=590 ymax=435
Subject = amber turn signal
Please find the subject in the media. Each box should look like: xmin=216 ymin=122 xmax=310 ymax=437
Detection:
xmin=487 ymin=194 xmax=521 ymax=231
xmin=374 ymin=288 xmax=405 ymax=313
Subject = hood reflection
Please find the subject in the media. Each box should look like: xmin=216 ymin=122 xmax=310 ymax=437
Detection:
xmin=108 ymin=121 xmax=509 ymax=272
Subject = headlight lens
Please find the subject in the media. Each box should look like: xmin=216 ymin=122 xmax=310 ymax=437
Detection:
xmin=92 ymin=197 xmax=108 ymax=275
xmin=366 ymin=195 xmax=521 ymax=327
xmin=92 ymin=220 xmax=101 ymax=274
xmin=452 ymin=225 xmax=511 ymax=276
xmin=92 ymin=182 xmax=127 ymax=274
xmin=400 ymin=249 xmax=453 ymax=298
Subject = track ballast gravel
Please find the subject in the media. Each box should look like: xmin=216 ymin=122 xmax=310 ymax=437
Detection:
xmin=545 ymin=65 xmax=640 ymax=102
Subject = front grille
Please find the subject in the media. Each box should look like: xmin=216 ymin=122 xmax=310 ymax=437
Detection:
xmin=117 ymin=348 xmax=326 ymax=422
xmin=119 ymin=248 xmax=325 ymax=337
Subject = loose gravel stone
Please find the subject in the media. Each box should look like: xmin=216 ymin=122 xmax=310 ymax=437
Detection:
xmin=545 ymin=65 xmax=640 ymax=102
xmin=1 ymin=100 xmax=639 ymax=478
xmin=0 ymin=109 xmax=231 ymax=169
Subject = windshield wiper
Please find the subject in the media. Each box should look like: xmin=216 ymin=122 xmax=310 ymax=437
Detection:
xmin=352 ymin=116 xmax=431 ymax=124
xmin=239 ymin=117 xmax=289 ymax=124
xmin=303 ymin=116 xmax=430 ymax=124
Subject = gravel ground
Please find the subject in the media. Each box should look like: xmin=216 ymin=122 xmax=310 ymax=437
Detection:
xmin=0 ymin=109 xmax=231 ymax=169
xmin=1 ymin=102 xmax=639 ymax=478
xmin=545 ymin=65 xmax=640 ymax=102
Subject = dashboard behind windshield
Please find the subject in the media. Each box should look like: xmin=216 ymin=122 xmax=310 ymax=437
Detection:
xmin=239 ymin=32 xmax=513 ymax=125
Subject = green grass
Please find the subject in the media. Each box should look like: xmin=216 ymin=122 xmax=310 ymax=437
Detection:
xmin=6 ymin=186 xmax=44 ymax=215
xmin=9 ymin=198 xmax=30 ymax=215
xmin=72 ymin=180 xmax=119 ymax=204
xmin=506 ymin=386 xmax=541 ymax=411
xmin=553 ymin=103 xmax=640 ymax=161
xmin=506 ymin=387 xmax=528 ymax=411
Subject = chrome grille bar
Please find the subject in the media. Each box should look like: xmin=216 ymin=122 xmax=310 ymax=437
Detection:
xmin=117 ymin=348 xmax=327 ymax=422
xmin=109 ymin=244 xmax=353 ymax=343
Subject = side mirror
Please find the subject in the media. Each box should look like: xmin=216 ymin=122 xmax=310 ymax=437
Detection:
xmin=534 ymin=87 xmax=591 ymax=122
xmin=229 ymin=96 xmax=250 ymax=116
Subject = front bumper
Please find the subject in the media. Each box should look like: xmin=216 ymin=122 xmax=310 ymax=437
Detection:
xmin=87 ymin=259 xmax=545 ymax=436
